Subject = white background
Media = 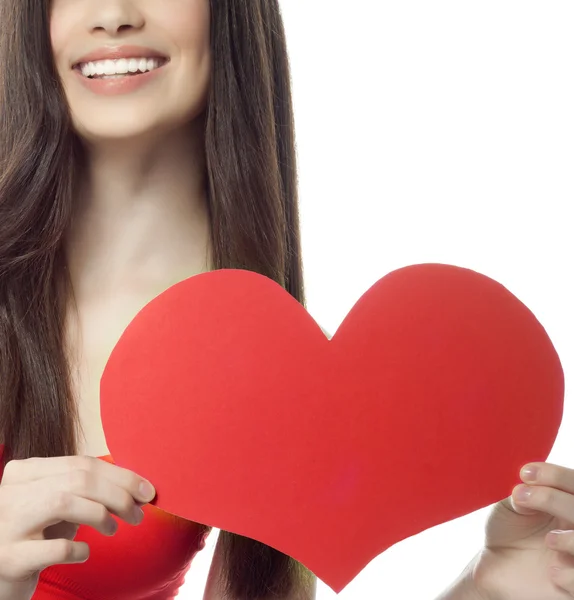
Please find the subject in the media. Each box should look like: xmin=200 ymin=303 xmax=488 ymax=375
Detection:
xmin=182 ymin=1 xmax=574 ymax=597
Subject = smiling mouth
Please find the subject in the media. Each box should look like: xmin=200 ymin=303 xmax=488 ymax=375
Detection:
xmin=73 ymin=58 xmax=170 ymax=79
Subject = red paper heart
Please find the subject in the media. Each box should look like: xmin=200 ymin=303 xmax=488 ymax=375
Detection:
xmin=101 ymin=264 xmax=563 ymax=593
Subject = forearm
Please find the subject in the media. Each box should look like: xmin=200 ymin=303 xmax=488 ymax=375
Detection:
xmin=434 ymin=553 xmax=488 ymax=600
xmin=434 ymin=577 xmax=481 ymax=600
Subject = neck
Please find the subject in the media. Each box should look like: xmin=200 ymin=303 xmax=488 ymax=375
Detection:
xmin=65 ymin=117 xmax=212 ymax=304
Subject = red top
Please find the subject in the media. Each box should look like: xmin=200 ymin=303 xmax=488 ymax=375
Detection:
xmin=0 ymin=445 xmax=207 ymax=600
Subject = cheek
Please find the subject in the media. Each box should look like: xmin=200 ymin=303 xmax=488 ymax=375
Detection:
xmin=161 ymin=5 xmax=212 ymax=106
xmin=48 ymin=0 xmax=85 ymax=69
xmin=49 ymin=20 xmax=61 ymax=63
xmin=163 ymin=0 xmax=211 ymax=55
xmin=49 ymin=13 xmax=72 ymax=70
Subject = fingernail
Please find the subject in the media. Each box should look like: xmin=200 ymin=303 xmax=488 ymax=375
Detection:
xmin=520 ymin=465 xmax=539 ymax=483
xmin=515 ymin=485 xmax=533 ymax=503
xmin=549 ymin=529 xmax=572 ymax=538
xmin=547 ymin=532 xmax=560 ymax=547
xmin=139 ymin=480 xmax=156 ymax=502
xmin=132 ymin=505 xmax=145 ymax=525
xmin=106 ymin=518 xmax=118 ymax=535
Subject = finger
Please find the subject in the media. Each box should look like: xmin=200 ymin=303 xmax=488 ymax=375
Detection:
xmin=47 ymin=470 xmax=145 ymax=526
xmin=19 ymin=490 xmax=119 ymax=537
xmin=44 ymin=521 xmax=79 ymax=541
xmin=512 ymin=483 xmax=574 ymax=524
xmin=547 ymin=530 xmax=574 ymax=555
xmin=519 ymin=462 xmax=574 ymax=495
xmin=0 ymin=539 xmax=89 ymax=581
xmin=5 ymin=473 xmax=144 ymax=539
xmin=2 ymin=456 xmax=155 ymax=504
xmin=503 ymin=493 xmax=540 ymax=516
xmin=44 ymin=469 xmax=145 ymax=528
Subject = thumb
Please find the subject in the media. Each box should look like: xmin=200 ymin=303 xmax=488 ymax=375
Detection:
xmin=485 ymin=490 xmax=552 ymax=549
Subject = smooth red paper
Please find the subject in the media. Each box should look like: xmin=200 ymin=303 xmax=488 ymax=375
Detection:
xmin=100 ymin=264 xmax=564 ymax=593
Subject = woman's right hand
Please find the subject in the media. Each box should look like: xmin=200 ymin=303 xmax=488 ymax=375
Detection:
xmin=0 ymin=455 xmax=156 ymax=600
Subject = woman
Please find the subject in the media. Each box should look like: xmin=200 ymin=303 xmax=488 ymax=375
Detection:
xmin=0 ymin=1 xmax=572 ymax=599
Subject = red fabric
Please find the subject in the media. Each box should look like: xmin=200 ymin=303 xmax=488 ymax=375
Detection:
xmin=0 ymin=445 xmax=206 ymax=599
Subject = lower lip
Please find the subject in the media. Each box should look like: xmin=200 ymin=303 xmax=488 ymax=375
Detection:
xmin=73 ymin=61 xmax=169 ymax=96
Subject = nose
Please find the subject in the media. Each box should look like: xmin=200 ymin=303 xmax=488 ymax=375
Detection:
xmin=88 ymin=1 xmax=145 ymax=36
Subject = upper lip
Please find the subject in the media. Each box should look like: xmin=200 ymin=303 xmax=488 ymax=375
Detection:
xmin=72 ymin=45 xmax=169 ymax=68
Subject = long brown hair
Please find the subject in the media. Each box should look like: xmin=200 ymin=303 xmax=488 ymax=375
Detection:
xmin=0 ymin=0 xmax=309 ymax=597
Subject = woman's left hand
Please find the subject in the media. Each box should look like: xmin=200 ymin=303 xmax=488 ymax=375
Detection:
xmin=473 ymin=461 xmax=574 ymax=599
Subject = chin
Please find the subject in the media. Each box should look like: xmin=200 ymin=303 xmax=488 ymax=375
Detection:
xmin=71 ymin=115 xmax=173 ymax=146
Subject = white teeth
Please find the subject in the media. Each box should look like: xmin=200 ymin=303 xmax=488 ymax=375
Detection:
xmin=79 ymin=57 xmax=164 ymax=79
